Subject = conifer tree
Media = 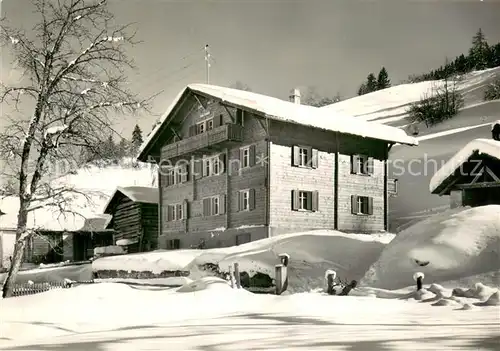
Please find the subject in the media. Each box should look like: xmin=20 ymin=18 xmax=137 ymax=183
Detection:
xmin=131 ymin=124 xmax=143 ymax=150
xmin=469 ymin=28 xmax=489 ymax=70
xmin=376 ymin=67 xmax=391 ymax=90
xmin=366 ymin=73 xmax=377 ymax=93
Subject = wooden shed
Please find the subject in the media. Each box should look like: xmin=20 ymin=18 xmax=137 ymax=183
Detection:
xmin=103 ymin=186 xmax=159 ymax=253
xmin=430 ymin=138 xmax=500 ymax=208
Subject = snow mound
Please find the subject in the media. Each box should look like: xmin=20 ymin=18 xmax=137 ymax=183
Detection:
xmin=361 ymin=205 xmax=500 ymax=290
xmin=176 ymin=276 xmax=232 ymax=293
xmin=479 ymin=291 xmax=500 ymax=306
xmin=93 ymin=230 xmax=395 ymax=293
xmin=452 ymin=283 xmax=497 ymax=300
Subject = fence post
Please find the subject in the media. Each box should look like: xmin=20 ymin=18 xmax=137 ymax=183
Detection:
xmin=228 ymin=265 xmax=235 ymax=288
xmin=275 ymin=264 xmax=283 ymax=295
xmin=234 ymin=263 xmax=241 ymax=289
xmin=325 ymin=269 xmax=337 ymax=295
xmin=413 ymin=272 xmax=424 ymax=291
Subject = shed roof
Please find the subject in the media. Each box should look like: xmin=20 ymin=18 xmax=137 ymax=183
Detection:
xmin=429 ymin=138 xmax=500 ymax=194
xmin=102 ymin=186 xmax=158 ymax=214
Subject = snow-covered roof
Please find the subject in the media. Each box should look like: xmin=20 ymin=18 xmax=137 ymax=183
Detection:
xmin=429 ymin=138 xmax=500 ymax=194
xmin=137 ymin=84 xmax=418 ymax=161
xmin=103 ymin=186 xmax=158 ymax=213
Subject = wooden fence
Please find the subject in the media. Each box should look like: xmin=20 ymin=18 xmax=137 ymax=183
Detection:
xmin=10 ymin=280 xmax=94 ymax=297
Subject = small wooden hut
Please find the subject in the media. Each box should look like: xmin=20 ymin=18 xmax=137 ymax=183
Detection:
xmin=430 ymin=138 xmax=500 ymax=208
xmin=103 ymin=186 xmax=159 ymax=253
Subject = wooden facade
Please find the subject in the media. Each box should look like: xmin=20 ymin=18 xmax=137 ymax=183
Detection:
xmin=432 ymin=152 xmax=500 ymax=209
xmin=103 ymin=186 xmax=159 ymax=253
xmin=138 ymin=87 xmax=414 ymax=250
xmin=24 ymin=230 xmax=114 ymax=264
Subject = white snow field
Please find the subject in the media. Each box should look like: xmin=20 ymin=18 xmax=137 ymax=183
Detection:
xmin=1 ymin=210 xmax=500 ymax=350
xmin=321 ymin=67 xmax=500 ymax=126
xmin=362 ymin=205 xmax=500 ymax=290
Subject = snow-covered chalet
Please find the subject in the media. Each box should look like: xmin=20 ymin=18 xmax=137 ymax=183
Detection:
xmin=137 ymin=84 xmax=418 ymax=250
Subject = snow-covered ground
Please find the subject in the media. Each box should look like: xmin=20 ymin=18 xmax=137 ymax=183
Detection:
xmin=1 ymin=205 xmax=500 ymax=350
xmin=362 ymin=205 xmax=500 ymax=290
xmin=93 ymin=230 xmax=394 ymax=293
xmin=321 ymin=67 xmax=500 ymax=126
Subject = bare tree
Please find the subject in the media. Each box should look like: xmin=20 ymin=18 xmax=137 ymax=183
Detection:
xmin=230 ymin=81 xmax=252 ymax=91
xmin=0 ymin=0 xmax=153 ymax=297
xmin=303 ymin=86 xmax=341 ymax=107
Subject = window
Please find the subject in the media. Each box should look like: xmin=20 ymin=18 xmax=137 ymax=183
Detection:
xmin=351 ymin=195 xmax=373 ymax=215
xmin=299 ymin=147 xmax=308 ymax=167
xmin=212 ymin=196 xmax=220 ymax=215
xmin=203 ymin=195 xmax=226 ymax=216
xmin=202 ymin=154 xmax=224 ymax=177
xmin=238 ymin=189 xmax=255 ymax=211
xmin=351 ymin=155 xmax=374 ymax=175
xmin=292 ymin=146 xmax=318 ymax=168
xmin=196 ymin=118 xmax=214 ymax=135
xmin=291 ymin=190 xmax=319 ymax=212
xmin=241 ymin=190 xmax=249 ymax=211
xmin=167 ymin=239 xmax=180 ymax=250
xmin=241 ymin=147 xmax=250 ymax=168
xmin=299 ymin=191 xmax=308 ymax=210
xmin=165 ymin=164 xmax=188 ymax=186
xmin=197 ymin=121 xmax=205 ymax=134
xmin=166 ymin=203 xmax=185 ymax=221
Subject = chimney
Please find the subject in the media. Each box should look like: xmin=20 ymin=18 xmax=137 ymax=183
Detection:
xmin=289 ymin=88 xmax=301 ymax=104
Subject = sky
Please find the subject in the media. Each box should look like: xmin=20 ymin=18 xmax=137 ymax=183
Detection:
xmin=1 ymin=0 xmax=500 ymax=139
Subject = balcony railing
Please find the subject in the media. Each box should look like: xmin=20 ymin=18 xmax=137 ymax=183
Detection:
xmin=161 ymin=123 xmax=243 ymax=159
xmin=388 ymin=178 xmax=398 ymax=196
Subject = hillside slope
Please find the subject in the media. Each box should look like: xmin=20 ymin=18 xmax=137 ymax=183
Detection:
xmin=321 ymin=67 xmax=500 ymax=131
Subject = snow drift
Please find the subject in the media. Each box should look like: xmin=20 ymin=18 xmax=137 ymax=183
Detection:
xmin=362 ymin=205 xmax=500 ymax=289
xmin=93 ymin=230 xmax=394 ymax=293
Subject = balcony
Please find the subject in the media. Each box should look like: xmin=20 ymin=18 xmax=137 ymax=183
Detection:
xmin=161 ymin=123 xmax=243 ymax=159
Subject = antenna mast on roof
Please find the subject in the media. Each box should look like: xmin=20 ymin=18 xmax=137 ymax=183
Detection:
xmin=204 ymin=44 xmax=211 ymax=84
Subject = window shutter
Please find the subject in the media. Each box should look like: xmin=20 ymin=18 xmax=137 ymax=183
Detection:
xmin=188 ymin=125 xmax=196 ymax=137
xmin=311 ymin=191 xmax=319 ymax=211
xmin=164 ymin=170 xmax=171 ymax=186
xmin=183 ymin=200 xmax=189 ymax=219
xmin=249 ymin=189 xmax=256 ymax=210
xmin=219 ymin=195 xmax=226 ymax=214
xmin=202 ymin=198 xmax=211 ymax=216
xmin=239 ymin=149 xmax=244 ymax=168
xmin=291 ymin=190 xmax=299 ymax=210
xmin=194 ymin=159 xmax=202 ymax=179
xmin=181 ymin=165 xmax=188 ymax=183
xmin=202 ymin=158 xmax=208 ymax=177
xmin=219 ymin=153 xmax=226 ymax=174
xmin=367 ymin=197 xmax=373 ymax=215
xmin=249 ymin=145 xmax=256 ymax=167
xmin=176 ymin=204 xmax=182 ymax=220
xmin=351 ymin=155 xmax=359 ymax=174
xmin=351 ymin=195 xmax=358 ymax=214
xmin=366 ymin=157 xmax=374 ymax=174
xmin=236 ymin=109 xmax=243 ymax=125
xmin=218 ymin=114 xmax=224 ymax=127
xmin=292 ymin=146 xmax=300 ymax=166
xmin=237 ymin=191 xmax=242 ymax=212
xmin=311 ymin=149 xmax=318 ymax=168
